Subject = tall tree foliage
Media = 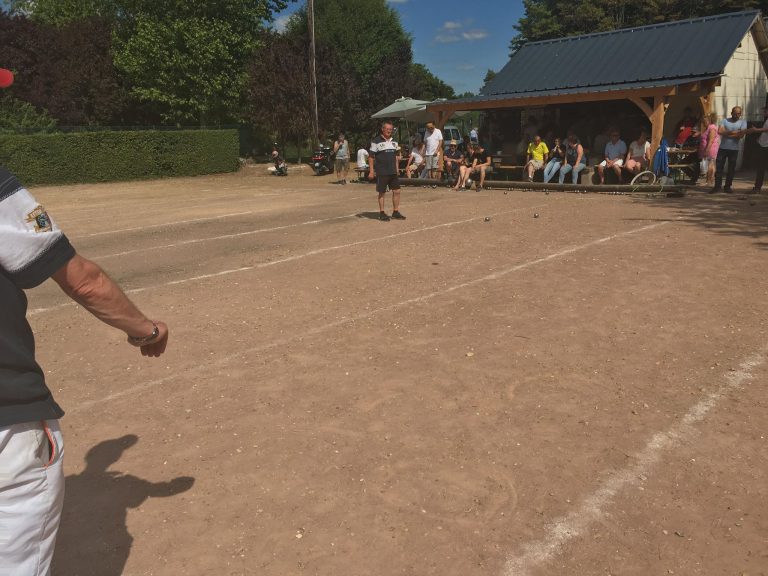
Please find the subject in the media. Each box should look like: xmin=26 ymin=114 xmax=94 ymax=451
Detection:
xmin=10 ymin=0 xmax=291 ymax=125
xmin=511 ymin=0 xmax=768 ymax=51
xmin=0 ymin=12 xmax=124 ymax=125
xmin=248 ymin=30 xmax=363 ymax=146
xmin=286 ymin=0 xmax=414 ymax=114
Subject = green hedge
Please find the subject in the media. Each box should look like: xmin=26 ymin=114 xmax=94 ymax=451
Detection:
xmin=0 ymin=129 xmax=239 ymax=185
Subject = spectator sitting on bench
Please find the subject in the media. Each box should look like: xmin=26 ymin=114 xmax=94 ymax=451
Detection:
xmin=543 ymin=137 xmax=565 ymax=183
xmin=443 ymin=140 xmax=464 ymax=185
xmin=405 ymin=137 xmax=426 ymax=178
xmin=597 ymin=129 xmax=627 ymax=184
xmin=453 ymin=143 xmax=475 ymax=190
xmin=624 ymin=129 xmax=651 ymax=176
xmin=559 ymin=132 xmax=587 ymax=184
xmin=467 ymin=142 xmax=491 ymax=190
xmin=524 ymin=135 xmax=549 ymax=182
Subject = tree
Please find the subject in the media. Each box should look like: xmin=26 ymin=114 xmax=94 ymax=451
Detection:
xmin=408 ymin=63 xmax=455 ymax=101
xmin=0 ymin=12 xmax=125 ymax=125
xmin=286 ymin=0 xmax=415 ymax=116
xmin=10 ymin=0 xmax=293 ymax=125
xmin=247 ymin=30 xmax=363 ymax=151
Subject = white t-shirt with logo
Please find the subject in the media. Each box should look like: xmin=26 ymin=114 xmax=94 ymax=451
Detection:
xmin=424 ymin=128 xmax=443 ymax=156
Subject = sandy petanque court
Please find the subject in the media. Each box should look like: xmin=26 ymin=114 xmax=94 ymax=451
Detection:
xmin=25 ymin=166 xmax=768 ymax=575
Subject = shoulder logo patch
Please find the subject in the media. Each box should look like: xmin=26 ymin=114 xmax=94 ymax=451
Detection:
xmin=26 ymin=205 xmax=53 ymax=233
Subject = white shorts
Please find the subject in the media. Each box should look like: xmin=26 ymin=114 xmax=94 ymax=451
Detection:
xmin=599 ymin=158 xmax=624 ymax=168
xmin=0 ymin=420 xmax=65 ymax=576
xmin=424 ymin=155 xmax=439 ymax=170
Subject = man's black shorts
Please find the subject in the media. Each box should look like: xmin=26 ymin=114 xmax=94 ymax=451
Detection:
xmin=376 ymin=174 xmax=400 ymax=193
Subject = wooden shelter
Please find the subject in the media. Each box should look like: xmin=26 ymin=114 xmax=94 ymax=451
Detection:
xmin=428 ymin=11 xmax=768 ymax=158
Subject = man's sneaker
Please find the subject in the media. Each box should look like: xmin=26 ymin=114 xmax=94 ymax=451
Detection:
xmin=709 ymin=187 xmax=721 ymax=194
xmin=379 ymin=211 xmax=390 ymax=221
xmin=724 ymin=188 xmax=733 ymax=194
xmin=391 ymin=210 xmax=406 ymax=220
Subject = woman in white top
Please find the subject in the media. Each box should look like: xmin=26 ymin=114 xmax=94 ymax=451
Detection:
xmin=625 ymin=129 xmax=651 ymax=174
xmin=405 ymin=138 xmax=426 ymax=178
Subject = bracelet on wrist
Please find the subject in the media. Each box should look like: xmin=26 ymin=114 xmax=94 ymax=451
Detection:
xmin=128 ymin=323 xmax=159 ymax=345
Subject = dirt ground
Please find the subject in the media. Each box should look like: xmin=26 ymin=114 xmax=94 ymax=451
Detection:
xmin=25 ymin=163 xmax=768 ymax=575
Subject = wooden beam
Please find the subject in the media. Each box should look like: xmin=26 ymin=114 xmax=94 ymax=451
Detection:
xmin=628 ymin=96 xmax=653 ymax=119
xmin=427 ymin=86 xmax=678 ymax=115
xmin=679 ymin=81 xmax=700 ymax=92
xmin=649 ymin=95 xmax=666 ymax=169
xmin=698 ymin=90 xmax=713 ymax=119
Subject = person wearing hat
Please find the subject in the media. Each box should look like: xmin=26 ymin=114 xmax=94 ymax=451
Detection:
xmin=443 ymin=140 xmax=464 ymax=186
xmin=0 ymin=68 xmax=170 ymax=575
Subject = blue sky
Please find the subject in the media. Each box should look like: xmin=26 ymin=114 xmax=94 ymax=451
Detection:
xmin=273 ymin=0 xmax=524 ymax=95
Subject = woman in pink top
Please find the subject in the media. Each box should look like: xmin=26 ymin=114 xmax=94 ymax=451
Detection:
xmin=698 ymin=113 xmax=720 ymax=185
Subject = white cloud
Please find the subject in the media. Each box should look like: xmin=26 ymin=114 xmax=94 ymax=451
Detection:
xmin=462 ymin=30 xmax=489 ymax=41
xmin=456 ymin=64 xmax=476 ymax=71
xmin=433 ymin=21 xmax=488 ymax=44
xmin=435 ymin=34 xmax=462 ymax=43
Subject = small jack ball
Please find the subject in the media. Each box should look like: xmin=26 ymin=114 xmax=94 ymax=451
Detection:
xmin=534 ymin=213 xmax=539 ymax=218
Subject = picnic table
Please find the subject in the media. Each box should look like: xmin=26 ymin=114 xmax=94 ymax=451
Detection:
xmin=666 ymin=147 xmax=699 ymax=184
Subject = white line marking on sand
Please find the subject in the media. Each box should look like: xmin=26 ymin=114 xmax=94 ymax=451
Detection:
xmin=93 ymin=212 xmax=362 ymax=259
xmin=76 ymin=210 xmax=267 ymax=238
xmin=28 ymin=206 xmax=543 ymax=316
xmin=502 ymin=346 xmax=767 ymax=576
xmin=68 ymin=219 xmax=669 ymax=413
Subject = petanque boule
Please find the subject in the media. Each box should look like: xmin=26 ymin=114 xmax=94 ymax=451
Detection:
xmin=484 ymin=217 xmax=491 ymax=222
xmin=534 ymin=213 xmax=539 ymax=218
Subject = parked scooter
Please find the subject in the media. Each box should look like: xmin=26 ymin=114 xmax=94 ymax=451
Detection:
xmin=271 ymin=148 xmax=287 ymax=176
xmin=311 ymin=144 xmax=333 ymax=175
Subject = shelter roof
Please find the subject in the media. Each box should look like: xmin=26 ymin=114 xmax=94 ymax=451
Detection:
xmin=442 ymin=10 xmax=764 ymax=107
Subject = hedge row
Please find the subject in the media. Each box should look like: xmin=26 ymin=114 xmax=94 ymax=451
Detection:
xmin=0 ymin=129 xmax=239 ymax=185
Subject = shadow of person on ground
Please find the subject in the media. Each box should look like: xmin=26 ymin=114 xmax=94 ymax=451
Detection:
xmin=53 ymin=434 xmax=194 ymax=576
xmin=356 ymin=211 xmax=386 ymax=220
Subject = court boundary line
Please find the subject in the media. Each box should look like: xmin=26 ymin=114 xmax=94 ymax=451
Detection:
xmin=92 ymin=212 xmax=363 ymax=259
xmin=502 ymin=345 xmax=767 ymax=576
xmin=28 ymin=204 xmax=544 ymax=316
xmin=68 ymin=218 xmax=671 ymax=413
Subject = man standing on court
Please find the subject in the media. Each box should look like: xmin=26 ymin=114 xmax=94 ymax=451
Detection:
xmin=0 ymin=68 xmax=169 ymax=576
xmin=712 ymin=106 xmax=747 ymax=194
xmin=369 ymin=120 xmax=406 ymax=221
xmin=423 ymin=121 xmax=443 ymax=179
xmin=333 ymin=131 xmax=350 ymax=184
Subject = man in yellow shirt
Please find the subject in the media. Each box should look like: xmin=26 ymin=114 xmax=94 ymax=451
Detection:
xmin=525 ymin=135 xmax=549 ymax=182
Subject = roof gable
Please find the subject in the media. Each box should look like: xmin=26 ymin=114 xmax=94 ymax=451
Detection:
xmin=483 ymin=10 xmax=761 ymax=97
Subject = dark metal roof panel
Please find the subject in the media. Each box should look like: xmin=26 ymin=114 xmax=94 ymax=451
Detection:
xmin=483 ymin=10 xmax=759 ymax=97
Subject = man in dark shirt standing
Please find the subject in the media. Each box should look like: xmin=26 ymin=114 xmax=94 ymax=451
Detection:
xmin=0 ymin=68 xmax=169 ymax=575
xmin=368 ymin=121 xmax=406 ymax=221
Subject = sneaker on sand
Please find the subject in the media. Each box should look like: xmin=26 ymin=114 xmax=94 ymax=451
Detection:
xmin=391 ymin=210 xmax=406 ymax=220
xmin=379 ymin=212 xmax=390 ymax=221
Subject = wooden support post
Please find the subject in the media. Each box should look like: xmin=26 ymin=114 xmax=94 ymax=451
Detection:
xmin=650 ymin=96 xmax=667 ymax=168
xmin=698 ymin=91 xmax=713 ymax=120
